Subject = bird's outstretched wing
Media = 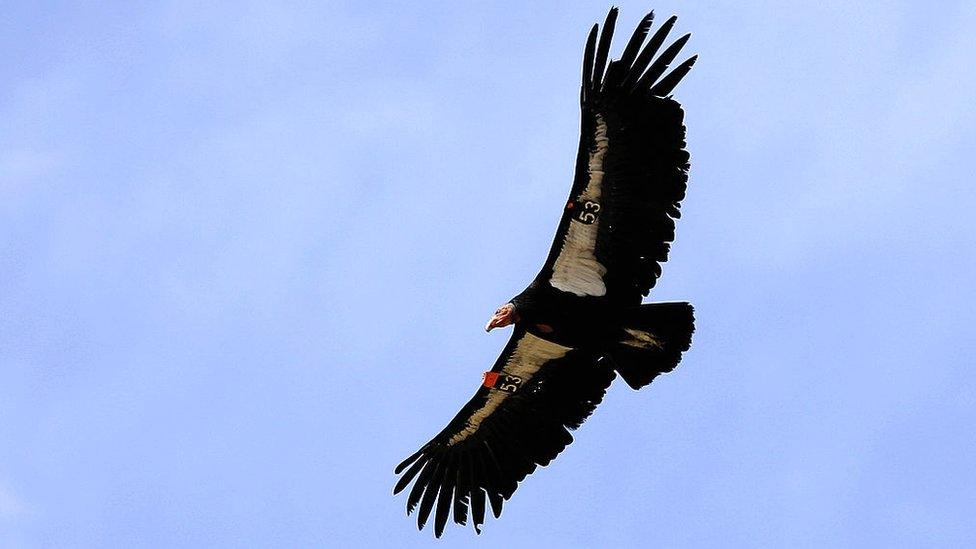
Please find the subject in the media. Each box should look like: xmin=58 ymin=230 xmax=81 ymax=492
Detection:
xmin=392 ymin=328 xmax=615 ymax=537
xmin=539 ymin=8 xmax=696 ymax=306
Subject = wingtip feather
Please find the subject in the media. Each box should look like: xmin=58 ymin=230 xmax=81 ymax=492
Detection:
xmin=393 ymin=455 xmax=427 ymax=495
xmin=651 ymin=54 xmax=698 ymax=96
xmin=624 ymin=14 xmax=678 ymax=88
xmin=394 ymin=447 xmax=424 ymax=474
xmin=580 ymin=23 xmax=599 ymax=103
xmin=635 ymin=32 xmax=691 ymax=92
xmin=618 ymin=10 xmax=655 ymax=69
xmin=592 ymin=7 xmax=619 ymax=91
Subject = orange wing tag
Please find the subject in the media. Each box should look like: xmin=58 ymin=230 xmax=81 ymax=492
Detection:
xmin=482 ymin=372 xmax=523 ymax=393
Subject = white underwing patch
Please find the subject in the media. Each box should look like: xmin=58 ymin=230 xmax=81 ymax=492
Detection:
xmin=550 ymin=114 xmax=609 ymax=297
xmin=448 ymin=333 xmax=572 ymax=446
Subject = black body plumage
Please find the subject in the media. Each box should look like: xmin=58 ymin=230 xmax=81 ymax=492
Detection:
xmin=393 ymin=8 xmax=698 ymax=537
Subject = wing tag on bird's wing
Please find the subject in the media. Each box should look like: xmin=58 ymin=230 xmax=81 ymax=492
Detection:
xmin=482 ymin=371 xmax=523 ymax=393
xmin=566 ymin=199 xmax=601 ymax=224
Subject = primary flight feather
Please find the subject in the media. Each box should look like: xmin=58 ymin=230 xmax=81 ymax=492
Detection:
xmin=393 ymin=7 xmax=697 ymax=537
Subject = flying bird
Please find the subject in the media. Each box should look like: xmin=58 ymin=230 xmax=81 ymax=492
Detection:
xmin=393 ymin=8 xmax=697 ymax=537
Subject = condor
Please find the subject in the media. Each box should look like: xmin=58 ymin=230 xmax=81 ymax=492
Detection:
xmin=394 ymin=7 xmax=697 ymax=537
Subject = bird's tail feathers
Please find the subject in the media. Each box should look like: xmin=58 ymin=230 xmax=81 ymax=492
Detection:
xmin=606 ymin=302 xmax=694 ymax=390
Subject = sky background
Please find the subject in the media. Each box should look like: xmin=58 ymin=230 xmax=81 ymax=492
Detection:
xmin=2 ymin=1 xmax=975 ymax=547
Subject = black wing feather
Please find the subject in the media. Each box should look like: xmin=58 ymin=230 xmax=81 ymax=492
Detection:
xmin=393 ymin=330 xmax=615 ymax=536
xmin=452 ymin=453 xmax=471 ymax=526
xmin=433 ymin=455 xmax=456 ymax=537
xmin=580 ymin=24 xmax=598 ymax=104
xmin=618 ymin=11 xmax=654 ymax=69
xmin=470 ymin=485 xmax=486 ymax=533
xmin=393 ymin=454 xmax=427 ymax=495
xmin=624 ymin=15 xmax=677 ymax=88
xmin=406 ymin=456 xmax=435 ymax=514
xmin=592 ymin=7 xmax=618 ymax=92
xmin=394 ymin=447 xmax=424 ymax=475
xmin=634 ymin=33 xmax=691 ymax=92
xmin=651 ymin=54 xmax=698 ymax=96
xmin=537 ymin=9 xmax=695 ymax=305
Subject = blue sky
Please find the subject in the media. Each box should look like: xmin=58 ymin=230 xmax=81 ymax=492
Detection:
xmin=2 ymin=1 xmax=975 ymax=547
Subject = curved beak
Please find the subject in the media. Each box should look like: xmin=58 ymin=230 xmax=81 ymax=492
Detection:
xmin=485 ymin=304 xmax=515 ymax=332
xmin=485 ymin=315 xmax=503 ymax=332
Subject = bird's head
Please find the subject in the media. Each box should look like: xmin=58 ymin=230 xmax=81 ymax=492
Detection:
xmin=485 ymin=302 xmax=519 ymax=332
